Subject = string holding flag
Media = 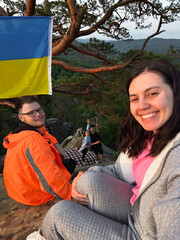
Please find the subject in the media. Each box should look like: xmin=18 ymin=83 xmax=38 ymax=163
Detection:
xmin=0 ymin=16 xmax=53 ymax=99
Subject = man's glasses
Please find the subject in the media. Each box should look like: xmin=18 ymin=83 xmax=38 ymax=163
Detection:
xmin=19 ymin=108 xmax=44 ymax=117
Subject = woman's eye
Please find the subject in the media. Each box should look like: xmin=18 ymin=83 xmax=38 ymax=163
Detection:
xmin=148 ymin=92 xmax=158 ymax=96
xmin=130 ymin=98 xmax=138 ymax=103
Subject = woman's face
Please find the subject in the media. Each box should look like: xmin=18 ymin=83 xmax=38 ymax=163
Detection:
xmin=129 ymin=71 xmax=174 ymax=132
xmin=85 ymin=131 xmax=89 ymax=136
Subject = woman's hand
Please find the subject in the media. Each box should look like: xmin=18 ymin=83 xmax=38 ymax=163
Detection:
xmin=71 ymin=172 xmax=89 ymax=205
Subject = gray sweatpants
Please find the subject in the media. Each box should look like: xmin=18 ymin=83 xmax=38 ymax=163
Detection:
xmin=42 ymin=165 xmax=140 ymax=240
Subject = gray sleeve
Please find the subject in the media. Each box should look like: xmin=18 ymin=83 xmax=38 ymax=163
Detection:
xmin=152 ymin=146 xmax=180 ymax=240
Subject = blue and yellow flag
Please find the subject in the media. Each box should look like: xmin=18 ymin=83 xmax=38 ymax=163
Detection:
xmin=0 ymin=16 xmax=52 ymax=99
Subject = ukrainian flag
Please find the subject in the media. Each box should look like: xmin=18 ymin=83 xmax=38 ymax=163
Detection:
xmin=0 ymin=16 xmax=52 ymax=99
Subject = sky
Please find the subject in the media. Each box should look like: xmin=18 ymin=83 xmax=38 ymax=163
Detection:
xmin=35 ymin=0 xmax=179 ymax=40
xmin=90 ymin=20 xmax=180 ymax=40
xmin=4 ymin=0 xmax=180 ymax=40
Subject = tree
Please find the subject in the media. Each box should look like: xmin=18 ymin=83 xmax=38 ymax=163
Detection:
xmin=165 ymin=44 xmax=180 ymax=60
xmin=0 ymin=0 xmax=180 ymax=117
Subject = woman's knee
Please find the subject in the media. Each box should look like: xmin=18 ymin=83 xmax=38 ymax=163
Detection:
xmin=76 ymin=170 xmax=104 ymax=195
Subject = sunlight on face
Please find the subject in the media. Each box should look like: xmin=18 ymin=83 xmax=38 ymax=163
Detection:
xmin=18 ymin=102 xmax=45 ymax=130
xmin=129 ymin=71 xmax=174 ymax=132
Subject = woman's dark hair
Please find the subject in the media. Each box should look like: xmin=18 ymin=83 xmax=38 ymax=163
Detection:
xmin=84 ymin=130 xmax=89 ymax=136
xmin=119 ymin=58 xmax=180 ymax=157
xmin=15 ymin=96 xmax=41 ymax=113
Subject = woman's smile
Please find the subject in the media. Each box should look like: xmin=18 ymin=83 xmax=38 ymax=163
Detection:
xmin=129 ymin=71 xmax=174 ymax=132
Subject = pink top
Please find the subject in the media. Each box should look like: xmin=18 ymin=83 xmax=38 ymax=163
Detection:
xmin=130 ymin=141 xmax=155 ymax=205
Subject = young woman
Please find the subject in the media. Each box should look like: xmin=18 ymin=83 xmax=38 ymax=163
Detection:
xmin=41 ymin=58 xmax=180 ymax=240
xmin=79 ymin=130 xmax=91 ymax=162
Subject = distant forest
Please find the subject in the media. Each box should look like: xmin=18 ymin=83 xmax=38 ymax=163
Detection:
xmin=0 ymin=39 xmax=180 ymax=156
xmin=78 ymin=38 xmax=180 ymax=54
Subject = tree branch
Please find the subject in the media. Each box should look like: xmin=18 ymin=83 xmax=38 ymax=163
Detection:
xmin=52 ymin=1 xmax=87 ymax=56
xmin=53 ymin=82 xmax=83 ymax=88
xmin=0 ymin=6 xmax=8 ymax=16
xmin=25 ymin=0 xmax=36 ymax=16
xmin=52 ymin=85 xmax=114 ymax=120
xmin=52 ymin=59 xmax=131 ymax=73
xmin=44 ymin=0 xmax=49 ymax=12
xmin=78 ymin=0 xmax=137 ymax=37
xmin=0 ymin=100 xmax=16 ymax=108
xmin=52 ymin=88 xmax=90 ymax=96
xmin=88 ymin=95 xmax=114 ymax=121
xmin=131 ymin=15 xmax=165 ymax=60
xmin=52 ymin=11 xmax=166 ymax=82
xmin=69 ymin=44 xmax=114 ymax=65
xmin=91 ymin=73 xmax=126 ymax=93
xmin=67 ymin=0 xmax=78 ymax=23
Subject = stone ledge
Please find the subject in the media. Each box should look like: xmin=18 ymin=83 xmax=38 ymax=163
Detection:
xmin=0 ymin=175 xmax=60 ymax=240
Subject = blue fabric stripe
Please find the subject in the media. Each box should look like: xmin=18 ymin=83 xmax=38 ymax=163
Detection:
xmin=0 ymin=16 xmax=52 ymax=60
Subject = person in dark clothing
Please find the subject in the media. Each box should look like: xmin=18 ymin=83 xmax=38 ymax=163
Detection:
xmin=87 ymin=119 xmax=105 ymax=163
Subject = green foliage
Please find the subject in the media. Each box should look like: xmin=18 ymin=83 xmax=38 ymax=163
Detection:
xmin=1 ymin=0 xmax=27 ymax=15
xmin=1 ymin=0 xmax=180 ymax=152
xmin=0 ymin=0 xmax=180 ymax=156
xmin=42 ymin=47 xmax=179 ymax=151
xmin=0 ymin=46 xmax=179 ymax=153
xmin=165 ymin=45 xmax=180 ymax=60
xmin=80 ymin=38 xmax=118 ymax=56
xmin=0 ymin=106 xmax=18 ymax=156
xmin=98 ymin=117 xmax=120 ymax=150
xmin=0 ymin=122 xmax=11 ymax=142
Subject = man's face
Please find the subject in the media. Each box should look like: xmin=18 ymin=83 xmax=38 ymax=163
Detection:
xmin=18 ymin=102 xmax=45 ymax=130
xmin=90 ymin=127 xmax=95 ymax=134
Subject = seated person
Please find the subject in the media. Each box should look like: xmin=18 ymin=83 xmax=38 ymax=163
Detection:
xmin=42 ymin=59 xmax=180 ymax=239
xmin=3 ymin=96 xmax=77 ymax=206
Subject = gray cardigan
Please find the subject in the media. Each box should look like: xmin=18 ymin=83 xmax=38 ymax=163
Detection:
xmin=113 ymin=132 xmax=180 ymax=240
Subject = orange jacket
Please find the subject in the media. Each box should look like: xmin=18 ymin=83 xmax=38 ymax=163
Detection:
xmin=3 ymin=126 xmax=72 ymax=205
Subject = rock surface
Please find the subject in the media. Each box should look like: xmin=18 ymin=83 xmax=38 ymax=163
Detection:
xmin=62 ymin=128 xmax=117 ymax=161
xmin=0 ymin=174 xmax=60 ymax=240
xmin=45 ymin=118 xmax=77 ymax=143
xmin=61 ymin=128 xmax=84 ymax=150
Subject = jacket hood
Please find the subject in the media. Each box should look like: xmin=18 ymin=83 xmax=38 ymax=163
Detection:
xmin=3 ymin=130 xmax=40 ymax=150
xmin=3 ymin=122 xmax=41 ymax=150
xmin=11 ymin=121 xmax=40 ymax=134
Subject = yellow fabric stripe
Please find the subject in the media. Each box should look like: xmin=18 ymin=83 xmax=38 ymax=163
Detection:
xmin=0 ymin=57 xmax=50 ymax=99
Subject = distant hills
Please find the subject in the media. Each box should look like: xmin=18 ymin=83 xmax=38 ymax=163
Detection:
xmin=78 ymin=38 xmax=180 ymax=54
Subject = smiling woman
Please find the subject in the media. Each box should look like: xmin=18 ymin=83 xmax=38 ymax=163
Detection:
xmin=121 ymin=58 xmax=180 ymax=157
xmin=42 ymin=58 xmax=180 ymax=240
xmin=129 ymin=71 xmax=174 ymax=132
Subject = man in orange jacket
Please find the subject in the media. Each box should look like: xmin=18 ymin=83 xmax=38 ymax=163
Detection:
xmin=3 ymin=96 xmax=86 ymax=206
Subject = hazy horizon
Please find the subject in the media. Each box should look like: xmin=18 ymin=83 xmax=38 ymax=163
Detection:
xmin=76 ymin=36 xmax=180 ymax=41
